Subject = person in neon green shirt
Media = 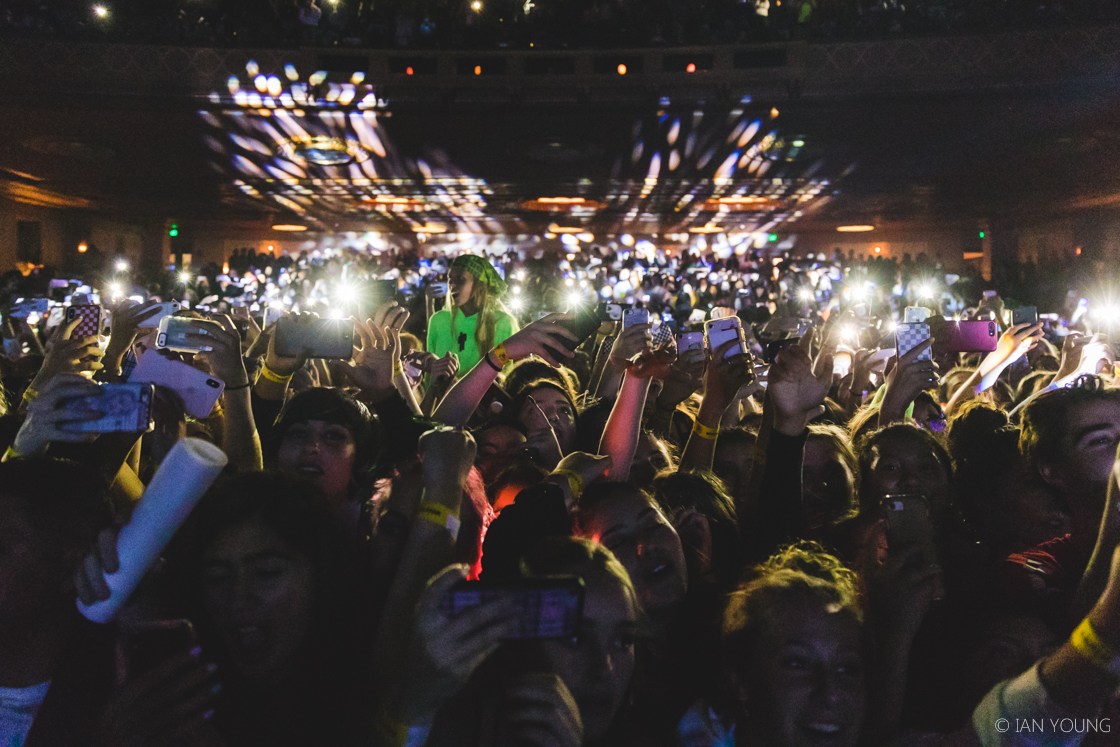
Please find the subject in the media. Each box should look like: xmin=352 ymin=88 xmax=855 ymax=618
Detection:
xmin=427 ymin=254 xmax=518 ymax=376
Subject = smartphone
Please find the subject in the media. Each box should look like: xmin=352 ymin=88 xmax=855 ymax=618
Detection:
xmin=882 ymin=494 xmax=942 ymax=597
xmin=982 ymin=290 xmax=998 ymax=300
xmin=903 ymin=306 xmax=932 ymax=323
xmin=121 ymin=619 xmax=198 ymax=681
xmin=939 ymin=320 xmax=999 ymax=353
xmin=129 ymin=351 xmax=225 ymax=419
xmin=156 ymin=316 xmax=206 ymax=353
xmin=895 ymin=322 xmax=933 ymax=362
xmin=1011 ymin=306 xmax=1038 ymax=326
xmin=705 ymin=317 xmax=748 ymax=360
xmin=65 ymin=304 xmax=103 ymax=338
xmin=136 ymin=301 xmax=182 ymax=330
xmin=263 ymin=306 xmax=286 ymax=328
xmin=596 ymin=302 xmax=626 ymax=322
xmin=10 ymin=298 xmax=50 ymax=319
xmin=557 ymin=305 xmax=599 ymax=350
xmin=833 ymin=349 xmax=853 ymax=377
xmin=678 ymin=331 xmax=706 ymax=363
xmin=62 ymin=383 xmax=155 ymax=433
xmin=623 ymin=308 xmax=649 ymax=329
xmin=275 ymin=316 xmax=354 ymax=359
xmin=440 ymin=577 xmax=585 ymax=640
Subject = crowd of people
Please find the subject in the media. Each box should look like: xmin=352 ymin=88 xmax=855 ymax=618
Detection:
xmin=2 ymin=238 xmax=1120 ymax=746
xmin=2 ymin=0 xmax=1116 ymax=50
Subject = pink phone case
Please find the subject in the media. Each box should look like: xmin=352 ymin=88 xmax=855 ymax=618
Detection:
xmin=941 ymin=320 xmax=999 ymax=353
xmin=129 ymin=350 xmax=225 ymax=419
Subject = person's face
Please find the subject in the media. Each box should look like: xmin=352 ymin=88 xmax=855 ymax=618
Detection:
xmin=474 ymin=424 xmax=527 ymax=484
xmin=803 ymin=438 xmax=857 ymax=529
xmin=579 ymin=491 xmax=687 ymax=615
xmin=743 ymin=594 xmax=865 ymax=747
xmin=448 ymin=268 xmax=475 ymax=308
xmin=1043 ymin=400 xmax=1120 ymax=510
xmin=517 ymin=387 xmax=577 ymax=453
xmin=537 ymin=573 xmax=638 ymax=742
xmin=866 ymin=432 xmax=950 ymax=522
xmin=201 ymin=521 xmax=315 ymax=683
xmin=277 ymin=420 xmax=356 ymax=502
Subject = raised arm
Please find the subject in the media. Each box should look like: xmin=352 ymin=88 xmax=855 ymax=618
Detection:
xmin=432 ymin=314 xmax=578 ymax=427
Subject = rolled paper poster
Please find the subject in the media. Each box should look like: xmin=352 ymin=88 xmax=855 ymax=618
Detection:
xmin=78 ymin=437 xmax=228 ymax=623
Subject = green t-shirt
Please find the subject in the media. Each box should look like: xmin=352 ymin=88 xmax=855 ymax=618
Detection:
xmin=427 ymin=308 xmax=518 ymax=375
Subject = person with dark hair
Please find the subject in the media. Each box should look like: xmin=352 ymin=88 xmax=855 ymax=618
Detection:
xmin=268 ymin=387 xmax=381 ymax=539
xmin=0 ymin=459 xmax=113 ymax=746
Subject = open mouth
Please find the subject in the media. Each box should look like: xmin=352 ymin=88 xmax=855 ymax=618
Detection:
xmin=296 ymin=464 xmax=324 ymax=477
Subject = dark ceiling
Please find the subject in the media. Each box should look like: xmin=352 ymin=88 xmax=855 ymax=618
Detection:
xmin=2 ymin=39 xmax=1119 ymax=240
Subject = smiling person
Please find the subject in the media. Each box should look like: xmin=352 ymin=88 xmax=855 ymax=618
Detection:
xmin=426 ymin=254 xmax=519 ymax=378
xmin=718 ymin=543 xmax=866 ymax=747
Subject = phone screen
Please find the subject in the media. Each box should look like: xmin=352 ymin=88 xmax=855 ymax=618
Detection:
xmin=440 ymin=577 xmax=585 ymax=640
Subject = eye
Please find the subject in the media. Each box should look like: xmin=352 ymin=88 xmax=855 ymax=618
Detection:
xmin=782 ymin=655 xmax=810 ymax=671
xmin=612 ymin=632 xmax=636 ymax=651
xmin=836 ymin=659 xmax=864 ymax=677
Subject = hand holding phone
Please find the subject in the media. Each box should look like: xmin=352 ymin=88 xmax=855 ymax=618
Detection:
xmin=440 ymin=577 xmax=585 ymax=640
xmin=60 ymin=383 xmax=155 ymax=434
xmin=705 ymin=317 xmax=748 ymax=361
xmin=274 ymin=316 xmax=354 ymax=359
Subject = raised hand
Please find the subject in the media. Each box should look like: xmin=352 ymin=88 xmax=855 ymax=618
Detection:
xmin=979 ymin=322 xmax=1043 ymax=379
xmin=190 ymin=315 xmax=249 ymax=387
xmin=418 ymin=426 xmax=478 ymax=492
xmin=879 ymin=338 xmax=938 ymax=426
xmin=103 ymin=301 xmax=162 ymax=375
xmin=768 ymin=336 xmax=832 ymax=436
xmin=498 ymin=313 xmax=579 ymax=367
xmin=347 ymin=302 xmax=409 ymax=399
xmin=12 ymin=374 xmax=103 ymax=457
xmin=701 ymin=339 xmax=754 ymax=413
xmin=608 ymin=323 xmax=652 ymax=367
xmin=400 ymin=565 xmax=519 ymax=721
xmin=28 ymin=317 xmax=103 ymax=391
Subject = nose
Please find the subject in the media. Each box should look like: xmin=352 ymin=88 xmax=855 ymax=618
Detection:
xmin=228 ymin=571 xmax=260 ymax=617
xmin=815 ymin=669 xmax=845 ymax=706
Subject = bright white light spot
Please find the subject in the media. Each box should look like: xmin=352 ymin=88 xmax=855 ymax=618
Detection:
xmin=92 ymin=4 xmax=109 ymax=19
xmin=470 ymin=0 xmax=482 ymax=10
xmin=336 ymin=283 xmax=359 ymax=304
xmin=115 ymin=260 xmax=129 ymax=273
xmin=180 ymin=272 xmax=191 ymax=284
xmin=565 ymin=291 xmax=583 ymax=309
xmin=797 ymin=288 xmax=814 ymax=302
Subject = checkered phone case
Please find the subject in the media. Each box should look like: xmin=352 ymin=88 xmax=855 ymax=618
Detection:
xmin=651 ymin=323 xmax=673 ymax=349
xmin=66 ymin=305 xmax=101 ymax=338
xmin=896 ymin=322 xmax=932 ymax=361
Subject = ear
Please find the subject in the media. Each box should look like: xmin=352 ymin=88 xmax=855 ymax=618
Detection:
xmin=1038 ymin=462 xmax=1066 ymax=491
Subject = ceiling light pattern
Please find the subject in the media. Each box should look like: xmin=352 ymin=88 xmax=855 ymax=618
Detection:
xmin=203 ymin=60 xmax=496 ymax=234
xmin=607 ymin=106 xmax=835 ymax=235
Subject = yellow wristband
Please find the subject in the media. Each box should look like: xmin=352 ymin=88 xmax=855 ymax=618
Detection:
xmin=392 ymin=363 xmax=405 ymax=377
xmin=417 ymin=500 xmax=461 ymax=539
xmin=21 ymin=387 xmax=38 ymax=404
xmin=259 ymin=363 xmax=294 ymax=385
xmin=2 ymin=445 xmax=22 ymax=462
xmin=552 ymin=468 xmax=583 ymax=498
xmin=1071 ymin=617 xmax=1120 ymax=677
xmin=491 ymin=343 xmax=511 ymax=367
xmin=692 ymin=420 xmax=720 ymax=440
